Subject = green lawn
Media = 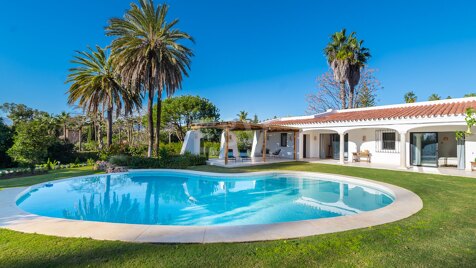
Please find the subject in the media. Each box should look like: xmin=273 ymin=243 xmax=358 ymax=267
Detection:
xmin=0 ymin=166 xmax=102 ymax=189
xmin=0 ymin=162 xmax=475 ymax=267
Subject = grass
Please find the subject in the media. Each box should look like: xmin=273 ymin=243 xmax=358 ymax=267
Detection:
xmin=0 ymin=162 xmax=475 ymax=267
xmin=0 ymin=166 xmax=102 ymax=189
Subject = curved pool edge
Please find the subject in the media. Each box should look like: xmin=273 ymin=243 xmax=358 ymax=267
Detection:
xmin=0 ymin=170 xmax=423 ymax=243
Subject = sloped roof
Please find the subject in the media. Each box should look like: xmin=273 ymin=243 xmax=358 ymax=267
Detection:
xmin=269 ymin=98 xmax=476 ymax=125
xmin=191 ymin=121 xmax=299 ymax=132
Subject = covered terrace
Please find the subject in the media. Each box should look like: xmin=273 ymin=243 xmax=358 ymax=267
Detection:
xmin=183 ymin=121 xmax=300 ymax=166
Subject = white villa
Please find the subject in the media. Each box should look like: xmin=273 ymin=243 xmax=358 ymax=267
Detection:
xmin=181 ymin=97 xmax=476 ymax=172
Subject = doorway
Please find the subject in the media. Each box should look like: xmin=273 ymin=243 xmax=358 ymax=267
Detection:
xmin=303 ymin=134 xmax=310 ymax=158
xmin=330 ymin=134 xmax=348 ymax=160
xmin=410 ymin=132 xmax=438 ymax=167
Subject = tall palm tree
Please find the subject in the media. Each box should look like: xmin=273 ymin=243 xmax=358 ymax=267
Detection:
xmin=58 ymin=112 xmax=71 ymax=141
xmin=347 ymin=34 xmax=371 ymax=108
xmin=404 ymin=91 xmax=417 ymax=103
xmin=237 ymin=111 xmax=249 ymax=122
xmin=324 ymin=29 xmax=353 ymax=109
xmin=66 ymin=46 xmax=141 ymax=147
xmin=72 ymin=115 xmax=88 ymax=151
xmin=106 ymin=0 xmax=194 ymax=157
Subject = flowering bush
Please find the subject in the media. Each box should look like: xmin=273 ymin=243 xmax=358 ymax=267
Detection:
xmin=94 ymin=161 xmax=110 ymax=171
xmin=93 ymin=160 xmax=128 ymax=173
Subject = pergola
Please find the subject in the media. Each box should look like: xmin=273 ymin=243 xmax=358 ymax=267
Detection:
xmin=191 ymin=121 xmax=300 ymax=164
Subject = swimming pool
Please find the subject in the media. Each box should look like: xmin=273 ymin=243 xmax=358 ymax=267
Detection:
xmin=16 ymin=170 xmax=394 ymax=226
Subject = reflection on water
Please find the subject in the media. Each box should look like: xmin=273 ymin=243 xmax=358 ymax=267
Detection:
xmin=18 ymin=173 xmax=394 ymax=226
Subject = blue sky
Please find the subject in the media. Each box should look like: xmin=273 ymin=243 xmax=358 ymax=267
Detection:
xmin=1 ymin=0 xmax=476 ymax=121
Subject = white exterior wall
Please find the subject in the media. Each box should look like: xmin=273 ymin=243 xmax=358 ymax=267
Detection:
xmin=265 ymin=132 xmax=298 ymax=159
xmin=465 ymin=134 xmax=476 ymax=171
xmin=302 ymin=131 xmax=320 ymax=158
xmin=219 ymin=131 xmax=239 ymax=158
xmin=251 ymin=130 xmax=263 ymax=157
xmin=346 ymin=129 xmax=401 ymax=165
xmin=180 ymin=130 xmax=203 ymax=155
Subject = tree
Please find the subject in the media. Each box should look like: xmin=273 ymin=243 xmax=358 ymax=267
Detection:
xmin=7 ymin=119 xmax=56 ymax=167
xmin=58 ymin=111 xmax=71 ymax=141
xmin=67 ymin=46 xmax=141 ymax=148
xmin=107 ymin=0 xmax=194 ymax=157
xmin=404 ymin=91 xmax=417 ymax=103
xmin=252 ymin=114 xmax=259 ymax=123
xmin=0 ymin=118 xmax=14 ymax=168
xmin=71 ymin=115 xmax=88 ymax=151
xmin=0 ymin=103 xmax=47 ymax=124
xmin=158 ymin=95 xmax=220 ymax=141
xmin=306 ymin=68 xmax=381 ymax=113
xmin=237 ymin=111 xmax=250 ymax=122
xmin=464 ymin=93 xmax=476 ymax=97
xmin=324 ymin=29 xmax=352 ymax=109
xmin=428 ymin=94 xmax=441 ymax=101
xmin=346 ymin=33 xmax=371 ymax=108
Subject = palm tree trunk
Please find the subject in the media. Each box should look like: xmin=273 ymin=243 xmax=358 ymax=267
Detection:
xmin=78 ymin=126 xmax=82 ymax=152
xmin=349 ymin=84 xmax=354 ymax=109
xmin=340 ymin=82 xmax=347 ymax=109
xmin=97 ymin=122 xmax=103 ymax=150
xmin=147 ymin=88 xmax=155 ymax=158
xmin=155 ymin=96 xmax=162 ymax=157
xmin=107 ymin=106 xmax=113 ymax=148
xmin=63 ymin=125 xmax=67 ymax=141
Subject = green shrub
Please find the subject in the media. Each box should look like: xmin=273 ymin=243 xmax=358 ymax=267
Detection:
xmin=47 ymin=140 xmax=76 ymax=164
xmin=160 ymin=142 xmax=183 ymax=155
xmin=128 ymin=144 xmax=148 ymax=157
xmin=202 ymin=141 xmax=220 ymax=157
xmin=108 ymin=153 xmax=207 ymax=169
xmin=76 ymin=151 xmax=99 ymax=162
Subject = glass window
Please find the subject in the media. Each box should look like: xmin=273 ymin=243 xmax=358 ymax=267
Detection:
xmin=382 ymin=132 xmax=396 ymax=150
xmin=280 ymin=133 xmax=288 ymax=147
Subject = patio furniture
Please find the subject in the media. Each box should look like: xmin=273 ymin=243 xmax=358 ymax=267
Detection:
xmin=353 ymin=150 xmax=371 ymax=163
xmin=438 ymin=157 xmax=457 ymax=167
xmin=227 ymin=149 xmax=237 ymax=162
xmin=471 ymin=162 xmax=476 ymax=171
xmin=239 ymin=150 xmax=251 ymax=162
xmin=270 ymin=149 xmax=281 ymax=158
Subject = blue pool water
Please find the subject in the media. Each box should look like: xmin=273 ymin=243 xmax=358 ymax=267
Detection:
xmin=16 ymin=171 xmax=394 ymax=226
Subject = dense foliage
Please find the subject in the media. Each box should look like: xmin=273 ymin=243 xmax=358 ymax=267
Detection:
xmin=0 ymin=118 xmax=14 ymax=168
xmin=7 ymin=119 xmax=57 ymax=167
xmin=109 ymin=153 xmax=207 ymax=169
xmin=155 ymin=95 xmax=220 ymax=142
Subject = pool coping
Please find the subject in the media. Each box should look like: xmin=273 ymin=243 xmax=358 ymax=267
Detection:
xmin=0 ymin=170 xmax=423 ymax=243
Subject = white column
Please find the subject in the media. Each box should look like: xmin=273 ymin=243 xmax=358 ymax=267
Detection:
xmin=400 ymin=131 xmax=407 ymax=168
xmin=339 ymin=133 xmax=345 ymax=164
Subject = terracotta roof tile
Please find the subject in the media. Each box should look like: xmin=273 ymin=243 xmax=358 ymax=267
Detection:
xmin=271 ymin=100 xmax=476 ymax=125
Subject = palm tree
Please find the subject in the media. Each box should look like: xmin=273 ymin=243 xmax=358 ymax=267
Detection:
xmin=66 ymin=46 xmax=141 ymax=148
xmin=324 ymin=29 xmax=352 ymax=109
xmin=346 ymin=34 xmax=371 ymax=108
xmin=404 ymin=91 xmax=417 ymax=103
xmin=428 ymin=93 xmax=441 ymax=101
xmin=58 ymin=112 xmax=71 ymax=141
xmin=72 ymin=115 xmax=88 ymax=151
xmin=237 ymin=111 xmax=250 ymax=122
xmin=106 ymin=0 xmax=194 ymax=157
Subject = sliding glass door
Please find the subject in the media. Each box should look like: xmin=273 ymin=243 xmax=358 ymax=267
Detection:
xmin=330 ymin=134 xmax=348 ymax=160
xmin=410 ymin=132 xmax=438 ymax=167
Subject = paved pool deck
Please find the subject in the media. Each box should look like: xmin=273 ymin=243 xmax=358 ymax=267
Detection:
xmin=0 ymin=170 xmax=423 ymax=243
